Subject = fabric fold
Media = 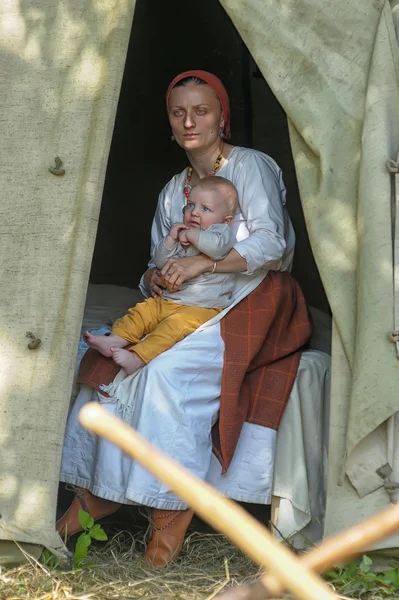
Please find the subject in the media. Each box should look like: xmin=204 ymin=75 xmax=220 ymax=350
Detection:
xmin=214 ymin=271 xmax=313 ymax=472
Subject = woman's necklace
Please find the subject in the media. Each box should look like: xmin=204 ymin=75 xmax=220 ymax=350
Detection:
xmin=184 ymin=152 xmax=224 ymax=200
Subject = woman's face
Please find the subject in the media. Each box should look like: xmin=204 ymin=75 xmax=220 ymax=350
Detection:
xmin=168 ymin=84 xmax=224 ymax=152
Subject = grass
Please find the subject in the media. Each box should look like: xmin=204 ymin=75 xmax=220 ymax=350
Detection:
xmin=2 ymin=530 xmax=399 ymax=599
xmin=324 ymin=555 xmax=399 ymax=599
xmin=0 ymin=531 xmax=260 ymax=600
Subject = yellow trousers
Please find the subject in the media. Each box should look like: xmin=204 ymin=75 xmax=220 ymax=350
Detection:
xmin=111 ymin=296 xmax=221 ymax=364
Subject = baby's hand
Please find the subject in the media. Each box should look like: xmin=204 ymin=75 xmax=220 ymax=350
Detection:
xmin=165 ymin=223 xmax=189 ymax=248
xmin=179 ymin=228 xmax=191 ymax=246
xmin=168 ymin=222 xmax=188 ymax=242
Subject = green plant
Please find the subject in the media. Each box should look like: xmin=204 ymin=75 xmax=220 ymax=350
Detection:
xmin=74 ymin=509 xmax=108 ymax=567
xmin=40 ymin=548 xmax=61 ymax=569
xmin=39 ymin=510 xmax=108 ymax=570
xmin=326 ymin=554 xmax=399 ymax=597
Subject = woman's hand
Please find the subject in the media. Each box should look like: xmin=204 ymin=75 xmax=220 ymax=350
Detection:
xmin=161 ymin=254 xmax=212 ymax=291
xmin=143 ymin=267 xmax=165 ymax=298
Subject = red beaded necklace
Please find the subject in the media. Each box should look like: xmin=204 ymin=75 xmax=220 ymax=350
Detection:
xmin=184 ymin=152 xmax=224 ymax=200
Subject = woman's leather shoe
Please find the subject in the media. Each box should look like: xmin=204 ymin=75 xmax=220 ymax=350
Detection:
xmin=144 ymin=508 xmax=194 ymax=568
xmin=56 ymin=487 xmax=121 ymax=536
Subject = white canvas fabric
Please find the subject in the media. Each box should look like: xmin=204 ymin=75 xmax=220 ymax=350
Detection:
xmin=272 ymin=350 xmax=331 ymax=546
xmin=0 ymin=0 xmax=137 ymax=556
xmin=221 ymin=0 xmax=399 ymax=540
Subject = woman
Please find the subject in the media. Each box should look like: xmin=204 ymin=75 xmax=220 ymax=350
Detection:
xmin=58 ymin=70 xmax=308 ymax=567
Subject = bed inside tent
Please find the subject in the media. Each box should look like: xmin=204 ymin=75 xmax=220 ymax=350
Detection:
xmin=1 ymin=0 xmax=398 ymax=566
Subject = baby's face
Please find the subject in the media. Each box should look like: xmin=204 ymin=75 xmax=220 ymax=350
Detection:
xmin=184 ymin=187 xmax=231 ymax=230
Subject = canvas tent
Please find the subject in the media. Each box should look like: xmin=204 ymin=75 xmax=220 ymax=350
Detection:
xmin=0 ymin=0 xmax=398 ymax=563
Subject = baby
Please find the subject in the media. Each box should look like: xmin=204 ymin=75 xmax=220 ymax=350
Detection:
xmin=85 ymin=176 xmax=238 ymax=374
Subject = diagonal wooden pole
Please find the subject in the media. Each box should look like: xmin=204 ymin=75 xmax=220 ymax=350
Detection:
xmin=79 ymin=402 xmax=338 ymax=600
xmin=261 ymin=502 xmax=399 ymax=596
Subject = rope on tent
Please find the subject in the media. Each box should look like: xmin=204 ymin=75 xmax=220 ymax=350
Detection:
xmin=387 ymin=155 xmax=399 ymax=359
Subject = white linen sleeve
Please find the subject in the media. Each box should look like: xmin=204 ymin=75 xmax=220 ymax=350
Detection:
xmin=196 ymin=224 xmax=237 ymax=260
xmin=233 ymin=154 xmax=288 ymax=275
xmin=153 ymin=239 xmax=181 ymax=269
xmin=139 ymin=184 xmax=173 ymax=297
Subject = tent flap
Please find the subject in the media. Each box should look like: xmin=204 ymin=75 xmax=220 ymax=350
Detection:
xmin=221 ymin=0 xmax=399 ymax=537
xmin=0 ymin=0 xmax=136 ymax=553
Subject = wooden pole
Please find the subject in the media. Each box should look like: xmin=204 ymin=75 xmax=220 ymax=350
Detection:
xmin=79 ymin=402 xmax=338 ymax=600
xmin=262 ymin=502 xmax=399 ymax=596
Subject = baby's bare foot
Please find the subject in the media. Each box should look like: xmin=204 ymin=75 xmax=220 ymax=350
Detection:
xmin=84 ymin=332 xmax=117 ymax=357
xmin=111 ymin=348 xmax=144 ymax=375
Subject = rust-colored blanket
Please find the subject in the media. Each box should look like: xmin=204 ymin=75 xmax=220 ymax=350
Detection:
xmin=213 ymin=271 xmax=312 ymax=472
xmin=78 ymin=347 xmax=119 ymax=397
xmin=78 ymin=271 xmax=312 ymax=472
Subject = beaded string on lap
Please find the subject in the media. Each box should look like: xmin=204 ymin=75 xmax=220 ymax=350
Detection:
xmin=184 ymin=148 xmax=224 ymax=200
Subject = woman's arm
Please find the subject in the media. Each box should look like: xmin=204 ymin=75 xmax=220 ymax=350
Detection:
xmin=160 ymin=248 xmax=247 ymax=291
xmin=212 ymin=248 xmax=247 ymax=272
xmin=231 ymin=153 xmax=288 ymax=275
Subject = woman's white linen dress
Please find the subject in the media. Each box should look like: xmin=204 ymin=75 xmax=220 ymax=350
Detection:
xmin=60 ymin=147 xmax=295 ymax=509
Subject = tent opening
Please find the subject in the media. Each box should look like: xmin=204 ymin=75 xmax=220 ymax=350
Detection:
xmin=57 ymin=0 xmax=335 ymax=543
xmin=88 ymin=0 xmax=329 ymax=314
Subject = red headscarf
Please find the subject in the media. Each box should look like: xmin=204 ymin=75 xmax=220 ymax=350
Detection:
xmin=166 ymin=70 xmax=231 ymax=139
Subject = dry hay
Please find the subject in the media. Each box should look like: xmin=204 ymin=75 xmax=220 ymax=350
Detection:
xmin=0 ymin=532 xmax=261 ymax=600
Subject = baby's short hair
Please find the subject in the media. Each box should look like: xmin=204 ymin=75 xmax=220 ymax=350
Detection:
xmin=192 ymin=176 xmax=238 ymax=215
